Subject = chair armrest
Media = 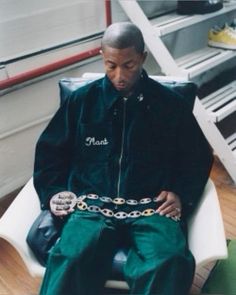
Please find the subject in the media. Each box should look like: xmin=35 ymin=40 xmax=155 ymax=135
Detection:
xmin=0 ymin=178 xmax=45 ymax=277
xmin=187 ymin=178 xmax=228 ymax=269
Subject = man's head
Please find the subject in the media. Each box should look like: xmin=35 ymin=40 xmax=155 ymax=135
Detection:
xmin=101 ymin=22 xmax=147 ymax=96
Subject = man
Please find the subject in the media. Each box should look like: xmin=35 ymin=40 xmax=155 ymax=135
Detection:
xmin=34 ymin=22 xmax=213 ymax=295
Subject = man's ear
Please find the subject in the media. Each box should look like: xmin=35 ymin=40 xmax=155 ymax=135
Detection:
xmin=142 ymin=51 xmax=148 ymax=63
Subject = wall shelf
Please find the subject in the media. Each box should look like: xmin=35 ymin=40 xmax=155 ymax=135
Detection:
xmin=119 ymin=0 xmax=236 ymax=183
xmin=150 ymin=2 xmax=236 ymax=36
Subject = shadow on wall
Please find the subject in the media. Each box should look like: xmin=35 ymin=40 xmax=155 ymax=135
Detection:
xmin=138 ymin=0 xmax=177 ymax=18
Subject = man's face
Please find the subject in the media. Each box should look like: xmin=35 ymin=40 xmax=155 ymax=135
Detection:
xmin=101 ymin=46 xmax=146 ymax=96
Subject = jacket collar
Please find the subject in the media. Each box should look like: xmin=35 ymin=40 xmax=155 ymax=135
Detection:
xmin=102 ymin=69 xmax=149 ymax=109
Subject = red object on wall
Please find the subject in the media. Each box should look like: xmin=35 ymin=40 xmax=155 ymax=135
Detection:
xmin=0 ymin=47 xmax=101 ymax=90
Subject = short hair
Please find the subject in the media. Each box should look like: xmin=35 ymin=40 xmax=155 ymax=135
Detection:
xmin=101 ymin=22 xmax=145 ymax=54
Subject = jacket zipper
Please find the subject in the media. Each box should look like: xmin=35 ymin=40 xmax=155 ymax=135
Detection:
xmin=117 ymin=97 xmax=128 ymax=197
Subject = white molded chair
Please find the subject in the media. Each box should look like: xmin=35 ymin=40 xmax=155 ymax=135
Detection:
xmin=0 ymin=177 xmax=228 ymax=289
xmin=0 ymin=73 xmax=228 ymax=289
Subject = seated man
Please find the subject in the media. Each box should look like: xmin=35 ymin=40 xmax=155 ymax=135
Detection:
xmin=34 ymin=22 xmax=213 ymax=295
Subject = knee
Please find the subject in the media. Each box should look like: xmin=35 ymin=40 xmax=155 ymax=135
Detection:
xmin=49 ymin=236 xmax=96 ymax=262
xmin=164 ymin=251 xmax=195 ymax=271
xmin=125 ymin=251 xmax=195 ymax=285
xmin=133 ymin=250 xmax=195 ymax=277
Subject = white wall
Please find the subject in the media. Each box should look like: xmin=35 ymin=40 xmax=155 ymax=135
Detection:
xmin=0 ymin=0 xmax=106 ymax=61
xmin=0 ymin=57 xmax=105 ymax=198
xmin=0 ymin=0 xmax=109 ymax=198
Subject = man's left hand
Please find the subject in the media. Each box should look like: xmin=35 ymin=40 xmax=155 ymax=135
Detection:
xmin=155 ymin=191 xmax=182 ymax=220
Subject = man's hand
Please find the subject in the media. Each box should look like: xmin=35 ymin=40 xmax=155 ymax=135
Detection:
xmin=155 ymin=191 xmax=182 ymax=220
xmin=50 ymin=191 xmax=77 ymax=217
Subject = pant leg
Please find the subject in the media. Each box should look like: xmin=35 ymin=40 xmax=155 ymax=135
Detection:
xmin=40 ymin=211 xmax=118 ymax=295
xmin=124 ymin=214 xmax=195 ymax=295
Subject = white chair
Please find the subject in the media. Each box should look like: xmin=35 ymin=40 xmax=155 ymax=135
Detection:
xmin=0 ymin=74 xmax=228 ymax=290
xmin=0 ymin=177 xmax=228 ymax=289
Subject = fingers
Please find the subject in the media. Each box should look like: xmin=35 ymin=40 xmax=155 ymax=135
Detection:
xmin=50 ymin=191 xmax=77 ymax=217
xmin=49 ymin=191 xmax=182 ymax=221
xmin=51 ymin=206 xmax=75 ymax=217
xmin=155 ymin=191 xmax=168 ymax=203
xmin=156 ymin=191 xmax=182 ymax=220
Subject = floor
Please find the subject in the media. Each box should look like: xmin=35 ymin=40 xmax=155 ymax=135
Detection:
xmin=0 ymin=156 xmax=235 ymax=295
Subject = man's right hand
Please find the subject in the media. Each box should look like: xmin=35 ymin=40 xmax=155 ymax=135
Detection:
xmin=50 ymin=191 xmax=77 ymax=217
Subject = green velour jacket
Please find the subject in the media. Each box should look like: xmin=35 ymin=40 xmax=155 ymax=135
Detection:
xmin=33 ymin=70 xmax=213 ymax=218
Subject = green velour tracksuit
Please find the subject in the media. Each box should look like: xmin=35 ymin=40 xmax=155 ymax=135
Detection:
xmin=34 ymin=70 xmax=213 ymax=295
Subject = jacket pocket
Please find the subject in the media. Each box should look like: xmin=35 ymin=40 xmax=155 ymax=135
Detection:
xmin=79 ymin=122 xmax=112 ymax=162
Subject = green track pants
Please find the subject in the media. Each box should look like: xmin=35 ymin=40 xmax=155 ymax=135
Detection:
xmin=40 ymin=211 xmax=195 ymax=295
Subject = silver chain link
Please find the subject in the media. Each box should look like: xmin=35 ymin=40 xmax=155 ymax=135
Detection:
xmin=76 ymin=194 xmax=180 ymax=221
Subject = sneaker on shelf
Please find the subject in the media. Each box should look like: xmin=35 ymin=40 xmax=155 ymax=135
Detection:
xmin=208 ymin=24 xmax=236 ymax=50
xmin=177 ymin=0 xmax=223 ymax=15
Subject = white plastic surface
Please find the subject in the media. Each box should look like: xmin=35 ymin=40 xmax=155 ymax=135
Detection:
xmin=0 ymin=178 xmax=45 ymax=277
xmin=188 ymin=179 xmax=228 ymax=269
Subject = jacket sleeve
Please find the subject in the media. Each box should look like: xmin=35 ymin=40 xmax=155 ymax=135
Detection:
xmin=33 ymin=95 xmax=77 ymax=210
xmin=172 ymin=102 xmax=214 ymax=217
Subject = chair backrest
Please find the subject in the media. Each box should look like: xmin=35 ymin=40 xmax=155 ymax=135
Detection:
xmin=59 ymin=73 xmax=197 ymax=110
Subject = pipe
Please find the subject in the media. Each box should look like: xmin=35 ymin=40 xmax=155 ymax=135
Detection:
xmin=0 ymin=47 xmax=101 ymax=90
